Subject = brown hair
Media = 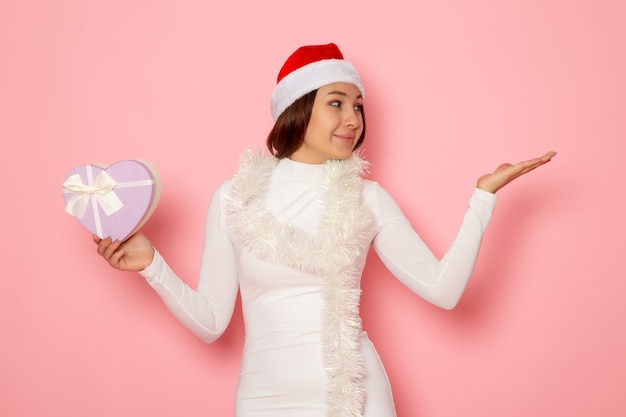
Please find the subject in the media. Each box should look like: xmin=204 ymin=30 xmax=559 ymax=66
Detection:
xmin=266 ymin=89 xmax=366 ymax=159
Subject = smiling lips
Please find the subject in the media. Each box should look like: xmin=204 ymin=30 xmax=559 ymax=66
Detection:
xmin=334 ymin=133 xmax=355 ymax=142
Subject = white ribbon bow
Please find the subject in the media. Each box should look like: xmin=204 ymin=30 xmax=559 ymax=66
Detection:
xmin=63 ymin=171 xmax=124 ymax=219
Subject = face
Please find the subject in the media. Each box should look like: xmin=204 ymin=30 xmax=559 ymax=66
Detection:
xmin=289 ymin=82 xmax=364 ymax=164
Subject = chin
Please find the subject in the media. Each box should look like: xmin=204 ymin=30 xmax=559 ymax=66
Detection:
xmin=333 ymin=148 xmax=355 ymax=160
xmin=330 ymin=153 xmax=352 ymax=161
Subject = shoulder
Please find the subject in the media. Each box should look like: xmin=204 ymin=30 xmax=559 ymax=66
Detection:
xmin=361 ymin=179 xmax=408 ymax=226
xmin=362 ymin=179 xmax=395 ymax=206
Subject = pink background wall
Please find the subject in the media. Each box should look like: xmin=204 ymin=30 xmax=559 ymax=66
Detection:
xmin=2 ymin=0 xmax=624 ymax=416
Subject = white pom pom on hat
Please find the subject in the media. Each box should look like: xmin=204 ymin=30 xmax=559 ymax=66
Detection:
xmin=270 ymin=43 xmax=365 ymax=121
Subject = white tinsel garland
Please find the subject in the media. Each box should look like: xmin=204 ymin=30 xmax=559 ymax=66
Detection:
xmin=224 ymin=149 xmax=375 ymax=417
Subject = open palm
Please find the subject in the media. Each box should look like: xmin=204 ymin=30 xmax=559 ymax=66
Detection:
xmin=477 ymin=151 xmax=556 ymax=194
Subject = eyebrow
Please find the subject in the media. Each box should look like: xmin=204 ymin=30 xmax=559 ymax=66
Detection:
xmin=325 ymin=90 xmax=363 ymax=100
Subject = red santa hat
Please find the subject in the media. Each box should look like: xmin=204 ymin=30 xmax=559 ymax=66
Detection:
xmin=270 ymin=43 xmax=365 ymax=121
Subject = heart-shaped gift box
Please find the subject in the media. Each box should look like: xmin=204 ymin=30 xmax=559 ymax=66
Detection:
xmin=62 ymin=160 xmax=161 ymax=242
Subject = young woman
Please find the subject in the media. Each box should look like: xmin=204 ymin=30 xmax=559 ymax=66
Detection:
xmin=94 ymin=43 xmax=555 ymax=417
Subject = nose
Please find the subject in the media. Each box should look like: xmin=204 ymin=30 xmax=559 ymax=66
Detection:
xmin=345 ymin=108 xmax=362 ymax=129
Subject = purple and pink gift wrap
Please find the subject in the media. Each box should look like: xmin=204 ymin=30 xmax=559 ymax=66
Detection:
xmin=62 ymin=160 xmax=161 ymax=242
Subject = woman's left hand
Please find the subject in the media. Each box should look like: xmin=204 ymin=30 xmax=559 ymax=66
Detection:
xmin=476 ymin=151 xmax=556 ymax=194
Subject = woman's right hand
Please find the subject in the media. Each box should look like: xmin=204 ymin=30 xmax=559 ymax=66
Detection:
xmin=93 ymin=232 xmax=155 ymax=271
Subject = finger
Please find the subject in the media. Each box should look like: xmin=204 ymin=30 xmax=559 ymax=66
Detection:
xmin=92 ymin=234 xmax=102 ymax=244
xmin=513 ymin=157 xmax=550 ymax=174
xmin=523 ymin=154 xmax=554 ymax=171
xmin=517 ymin=151 xmax=557 ymax=169
xmin=108 ymin=246 xmax=126 ymax=267
xmin=509 ymin=156 xmax=554 ymax=180
xmin=541 ymin=151 xmax=557 ymax=161
xmin=102 ymin=239 xmax=123 ymax=260
xmin=96 ymin=237 xmax=112 ymax=256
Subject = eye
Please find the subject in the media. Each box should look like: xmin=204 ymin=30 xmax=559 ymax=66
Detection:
xmin=329 ymin=100 xmax=342 ymax=108
xmin=353 ymin=104 xmax=363 ymax=112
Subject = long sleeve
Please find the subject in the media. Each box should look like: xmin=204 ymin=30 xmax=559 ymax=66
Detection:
xmin=368 ymin=183 xmax=497 ymax=310
xmin=139 ymin=182 xmax=239 ymax=342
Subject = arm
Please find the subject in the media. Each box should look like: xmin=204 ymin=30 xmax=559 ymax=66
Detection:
xmin=370 ymin=150 xmax=555 ymax=309
xmin=370 ymin=185 xmax=496 ymax=310
xmin=94 ymin=182 xmax=239 ymax=342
